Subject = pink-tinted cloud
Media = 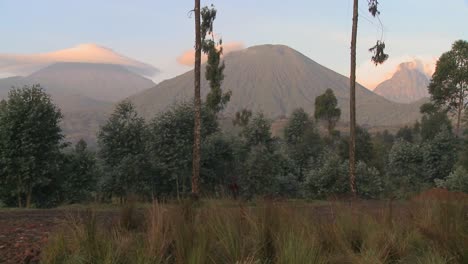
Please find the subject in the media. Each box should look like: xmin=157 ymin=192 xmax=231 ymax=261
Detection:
xmin=177 ymin=41 xmax=245 ymax=66
xmin=0 ymin=44 xmax=159 ymax=77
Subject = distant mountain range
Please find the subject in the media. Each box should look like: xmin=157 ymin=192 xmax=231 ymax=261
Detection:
xmin=130 ymin=44 xmax=422 ymax=127
xmin=0 ymin=44 xmax=428 ymax=144
xmin=374 ymin=62 xmax=430 ymax=103
xmin=0 ymin=62 xmax=155 ymax=144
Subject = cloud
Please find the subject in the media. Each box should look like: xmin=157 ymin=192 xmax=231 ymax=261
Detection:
xmin=356 ymin=56 xmax=437 ymax=89
xmin=0 ymin=44 xmax=159 ymax=77
xmin=177 ymin=41 xmax=245 ymax=66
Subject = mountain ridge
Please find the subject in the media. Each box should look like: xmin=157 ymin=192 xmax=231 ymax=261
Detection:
xmin=129 ymin=44 xmax=423 ymax=127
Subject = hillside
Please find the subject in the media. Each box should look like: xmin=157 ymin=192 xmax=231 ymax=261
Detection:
xmin=130 ymin=44 xmax=422 ymax=127
xmin=374 ymin=62 xmax=430 ymax=103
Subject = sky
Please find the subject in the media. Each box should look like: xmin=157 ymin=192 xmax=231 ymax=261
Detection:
xmin=0 ymin=0 xmax=467 ymax=89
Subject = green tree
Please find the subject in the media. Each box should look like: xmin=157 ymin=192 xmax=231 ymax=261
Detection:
xmin=395 ymin=126 xmax=414 ymax=143
xmin=239 ymin=145 xmax=282 ymax=199
xmin=339 ymin=126 xmax=373 ymax=164
xmin=148 ymin=102 xmax=218 ymax=198
xmin=284 ymin=108 xmax=323 ymax=181
xmin=0 ymin=84 xmax=64 ymax=208
xmin=200 ymin=133 xmax=237 ymax=193
xmin=306 ymin=151 xmax=382 ymax=199
xmin=435 ymin=166 xmax=468 ymax=193
xmin=61 ymin=139 xmax=97 ymax=203
xmin=421 ymin=127 xmax=457 ymax=182
xmin=371 ymin=130 xmax=394 ymax=172
xmin=242 ymin=112 xmax=274 ymax=148
xmin=97 ymin=100 xmax=149 ymax=203
xmin=428 ymin=40 xmax=468 ymax=136
xmin=420 ymin=104 xmax=453 ymax=141
xmin=314 ymin=89 xmax=341 ymax=136
xmin=386 ymin=139 xmax=425 ymax=196
xmin=237 ymin=112 xmax=283 ymax=198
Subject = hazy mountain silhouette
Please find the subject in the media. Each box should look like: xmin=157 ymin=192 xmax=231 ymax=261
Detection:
xmin=374 ymin=62 xmax=430 ymax=103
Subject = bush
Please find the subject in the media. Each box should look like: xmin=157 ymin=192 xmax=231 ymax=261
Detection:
xmin=435 ymin=166 xmax=468 ymax=193
xmin=306 ymin=151 xmax=383 ymax=199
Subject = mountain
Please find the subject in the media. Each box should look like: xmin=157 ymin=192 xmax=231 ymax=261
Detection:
xmin=373 ymin=62 xmax=430 ymax=103
xmin=129 ymin=44 xmax=422 ymax=127
xmin=0 ymin=62 xmax=156 ymax=144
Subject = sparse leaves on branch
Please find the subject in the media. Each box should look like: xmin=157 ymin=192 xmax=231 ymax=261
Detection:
xmin=369 ymin=41 xmax=389 ymax=65
xmin=367 ymin=0 xmax=380 ymax=17
xmin=201 ymin=5 xmax=232 ymax=113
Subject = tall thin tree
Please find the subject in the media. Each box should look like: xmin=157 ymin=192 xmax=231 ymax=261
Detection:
xmin=192 ymin=0 xmax=202 ymax=198
xmin=349 ymin=0 xmax=388 ymax=196
xmin=349 ymin=0 xmax=359 ymax=196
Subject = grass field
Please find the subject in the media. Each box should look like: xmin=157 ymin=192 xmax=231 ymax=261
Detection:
xmin=1 ymin=192 xmax=467 ymax=264
xmin=30 ymin=196 xmax=466 ymax=264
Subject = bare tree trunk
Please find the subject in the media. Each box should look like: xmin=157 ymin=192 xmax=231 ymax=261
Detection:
xmin=456 ymin=95 xmax=464 ymax=137
xmin=17 ymin=177 xmax=22 ymax=208
xmin=17 ymin=192 xmax=22 ymax=208
xmin=26 ymin=186 xmax=32 ymax=208
xmin=349 ymin=0 xmax=358 ymax=197
xmin=192 ymin=0 xmax=201 ymax=199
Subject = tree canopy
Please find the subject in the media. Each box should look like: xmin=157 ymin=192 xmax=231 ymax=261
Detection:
xmin=314 ymin=88 xmax=341 ymax=136
xmin=428 ymin=39 xmax=468 ymax=136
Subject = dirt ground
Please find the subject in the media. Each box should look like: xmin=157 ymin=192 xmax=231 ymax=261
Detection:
xmin=0 ymin=209 xmax=64 ymax=263
xmin=0 ymin=208 xmax=121 ymax=264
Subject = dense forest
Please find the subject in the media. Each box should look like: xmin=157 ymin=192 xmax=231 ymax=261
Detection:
xmin=0 ymin=70 xmax=467 ymax=208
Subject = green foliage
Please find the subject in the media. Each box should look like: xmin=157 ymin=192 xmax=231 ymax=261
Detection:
xmin=98 ymin=100 xmax=150 ymax=201
xmin=232 ymin=108 xmax=252 ymax=127
xmin=148 ymin=102 xmax=218 ymax=197
xmin=386 ymin=128 xmax=457 ymax=196
xmin=395 ymin=125 xmax=414 ymax=143
xmin=306 ymin=151 xmax=383 ymax=199
xmin=419 ymin=107 xmax=452 ymax=141
xmin=242 ymin=112 xmax=274 ymax=148
xmin=0 ymin=84 xmax=64 ymax=207
xmin=435 ymin=166 xmax=468 ymax=193
xmin=240 ymin=145 xmax=282 ymax=198
xmin=284 ymin=108 xmax=323 ymax=181
xmin=339 ymin=126 xmax=373 ymax=163
xmin=61 ymin=139 xmax=98 ymax=203
xmin=201 ymin=5 xmax=231 ymax=113
xmin=306 ymin=151 xmax=348 ymax=198
xmin=314 ymin=88 xmax=341 ymax=135
xmin=200 ymin=133 xmax=238 ymax=193
xmin=386 ymin=139 xmax=425 ymax=196
xmin=370 ymin=130 xmax=394 ymax=172
xmin=420 ymin=127 xmax=458 ymax=182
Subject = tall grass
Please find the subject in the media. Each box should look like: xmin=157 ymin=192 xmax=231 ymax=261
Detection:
xmin=41 ymin=199 xmax=467 ymax=264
